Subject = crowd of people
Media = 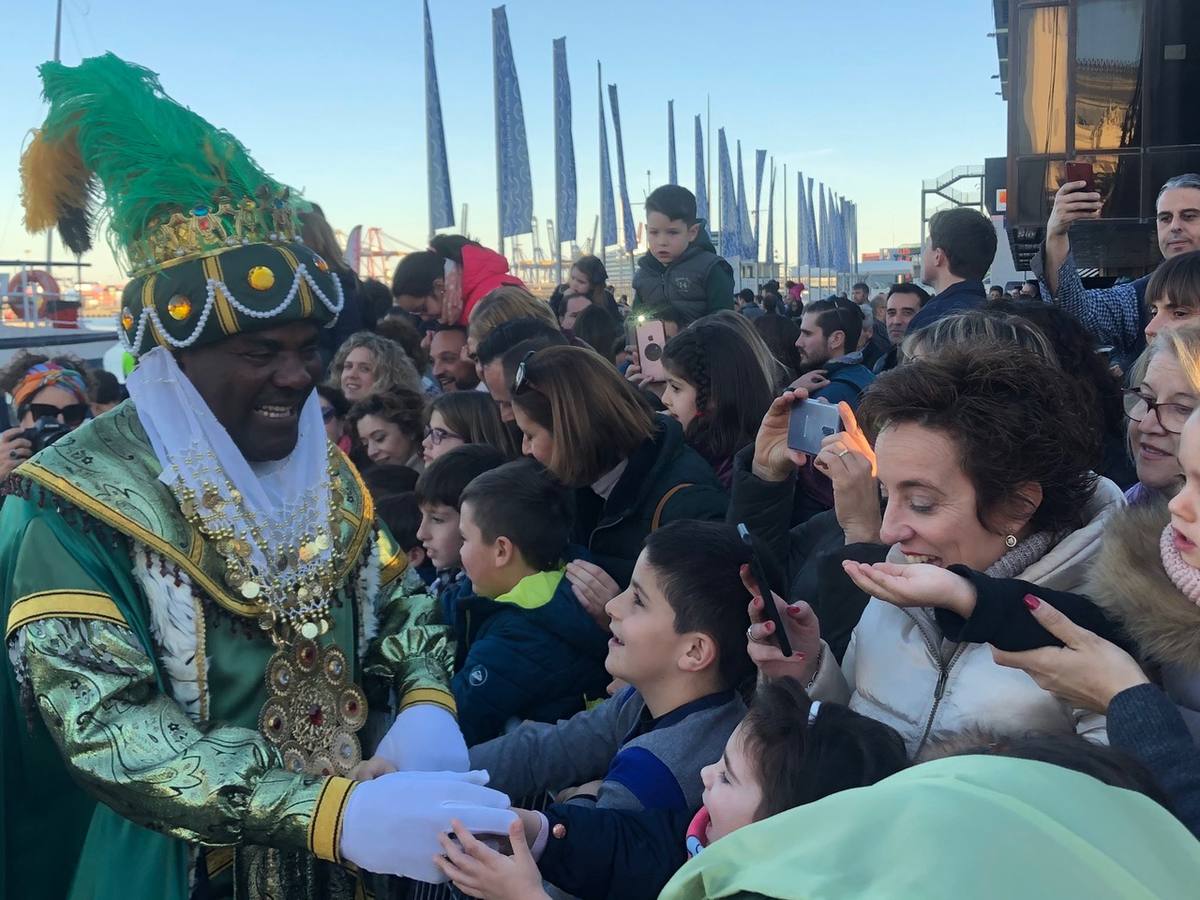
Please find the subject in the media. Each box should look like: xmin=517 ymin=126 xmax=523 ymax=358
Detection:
xmin=5 ymin=53 xmax=1200 ymax=900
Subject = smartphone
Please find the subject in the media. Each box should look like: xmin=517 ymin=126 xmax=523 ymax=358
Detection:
xmin=1064 ymin=161 xmax=1095 ymax=192
xmin=787 ymin=398 xmax=843 ymax=456
xmin=737 ymin=523 xmax=792 ymax=657
xmin=636 ymin=319 xmax=668 ymax=382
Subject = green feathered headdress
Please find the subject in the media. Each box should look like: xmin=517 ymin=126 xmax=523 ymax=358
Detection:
xmin=20 ymin=53 xmax=343 ymax=355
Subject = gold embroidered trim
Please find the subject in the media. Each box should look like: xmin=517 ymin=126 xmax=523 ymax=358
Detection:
xmin=398 ymin=687 xmax=457 ymax=715
xmin=308 ymin=776 xmax=356 ymax=864
xmin=6 ymin=590 xmax=125 ymax=639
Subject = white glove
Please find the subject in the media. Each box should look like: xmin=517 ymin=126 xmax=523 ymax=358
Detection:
xmin=376 ymin=703 xmax=470 ymax=772
xmin=339 ymin=769 xmax=515 ymax=882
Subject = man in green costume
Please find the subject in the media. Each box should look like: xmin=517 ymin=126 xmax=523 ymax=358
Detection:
xmin=1 ymin=54 xmax=512 ymax=900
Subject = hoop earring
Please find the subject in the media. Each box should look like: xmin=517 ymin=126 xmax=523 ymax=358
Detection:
xmin=1005 ymin=534 xmax=1018 ymax=549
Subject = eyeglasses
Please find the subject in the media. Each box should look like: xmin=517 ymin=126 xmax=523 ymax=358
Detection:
xmin=512 ymin=349 xmax=538 ymax=395
xmin=423 ymin=425 xmax=463 ymax=446
xmin=1122 ymin=388 xmax=1195 ymax=434
xmin=20 ymin=402 xmax=89 ymax=427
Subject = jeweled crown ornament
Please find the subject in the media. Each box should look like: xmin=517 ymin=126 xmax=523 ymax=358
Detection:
xmin=19 ymin=53 xmax=343 ymax=357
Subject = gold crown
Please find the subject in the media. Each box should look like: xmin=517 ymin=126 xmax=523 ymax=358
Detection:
xmin=130 ymin=185 xmax=303 ymax=275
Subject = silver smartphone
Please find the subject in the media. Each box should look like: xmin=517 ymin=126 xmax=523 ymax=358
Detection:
xmin=787 ymin=398 xmax=843 ymax=456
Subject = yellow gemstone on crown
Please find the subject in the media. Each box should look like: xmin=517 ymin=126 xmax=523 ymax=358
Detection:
xmin=121 ymin=308 xmax=135 ymax=330
xmin=248 ymin=266 xmax=276 ymax=291
xmin=167 ymin=295 xmax=193 ymax=320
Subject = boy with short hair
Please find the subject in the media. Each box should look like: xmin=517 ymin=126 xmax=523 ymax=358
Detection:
xmin=469 ymin=520 xmax=753 ymax=814
xmin=453 ymin=460 xmax=611 ymax=745
xmin=375 ymin=491 xmax=435 ymax=585
xmin=632 ymin=184 xmax=734 ymax=326
xmin=415 ymin=443 xmax=507 ymax=619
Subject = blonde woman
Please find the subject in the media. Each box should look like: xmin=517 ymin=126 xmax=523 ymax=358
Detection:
xmin=329 ymin=331 xmax=422 ymax=403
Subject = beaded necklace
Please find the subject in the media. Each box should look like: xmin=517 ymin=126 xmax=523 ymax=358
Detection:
xmin=170 ymin=443 xmax=367 ymax=776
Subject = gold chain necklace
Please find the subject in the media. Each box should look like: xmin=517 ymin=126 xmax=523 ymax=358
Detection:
xmin=172 ymin=445 xmax=367 ymax=776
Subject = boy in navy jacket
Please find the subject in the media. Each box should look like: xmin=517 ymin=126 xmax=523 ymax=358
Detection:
xmin=453 ymin=461 xmax=611 ymax=745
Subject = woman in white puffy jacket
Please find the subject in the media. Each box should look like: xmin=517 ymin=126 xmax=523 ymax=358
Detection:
xmin=744 ymin=342 xmax=1124 ymax=755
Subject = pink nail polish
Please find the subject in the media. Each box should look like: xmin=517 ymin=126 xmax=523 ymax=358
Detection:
xmin=1023 ymin=594 xmax=1040 ymax=610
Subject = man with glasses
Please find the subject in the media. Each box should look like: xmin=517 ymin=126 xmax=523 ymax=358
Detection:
xmin=1035 ymin=173 xmax=1200 ymax=371
xmin=793 ymin=297 xmax=876 ymax=411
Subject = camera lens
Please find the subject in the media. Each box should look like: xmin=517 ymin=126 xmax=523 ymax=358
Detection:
xmin=644 ymin=342 xmax=663 ymax=362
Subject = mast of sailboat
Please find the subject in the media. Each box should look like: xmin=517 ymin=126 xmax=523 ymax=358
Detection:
xmin=45 ymin=0 xmax=63 ymax=281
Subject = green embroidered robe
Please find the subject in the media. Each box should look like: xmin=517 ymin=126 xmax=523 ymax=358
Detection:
xmin=0 ymin=403 xmax=455 ymax=900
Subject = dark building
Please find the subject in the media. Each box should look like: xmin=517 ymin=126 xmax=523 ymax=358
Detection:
xmin=991 ymin=0 xmax=1200 ymax=274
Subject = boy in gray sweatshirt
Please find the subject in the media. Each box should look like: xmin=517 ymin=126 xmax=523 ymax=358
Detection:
xmin=469 ymin=521 xmax=754 ymax=814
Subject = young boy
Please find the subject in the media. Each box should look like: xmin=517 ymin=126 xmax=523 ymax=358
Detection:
xmin=374 ymin=491 xmax=435 ymax=585
xmin=415 ymin=443 xmax=507 ymax=621
xmin=452 ymin=460 xmax=611 ymax=746
xmin=468 ymin=520 xmax=753 ymax=814
xmin=631 ymin=184 xmax=734 ymax=326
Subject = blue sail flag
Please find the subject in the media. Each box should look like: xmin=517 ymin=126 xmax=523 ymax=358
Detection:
xmin=717 ymin=128 xmax=737 ymax=258
xmin=552 ymin=37 xmax=576 ymax=244
xmin=694 ymin=115 xmax=708 ymax=222
xmin=817 ymin=182 xmax=828 ymax=270
xmin=492 ymin=5 xmax=533 ymax=238
xmin=806 ymin=176 xmax=820 ymax=269
xmin=764 ymin=160 xmax=775 ymax=267
xmin=795 ymin=171 xmax=808 ymax=268
xmin=607 ymin=83 xmax=637 ymax=253
xmin=597 ymin=63 xmax=617 ymax=248
xmin=424 ymin=0 xmax=454 ymax=232
xmin=736 ymin=141 xmax=754 ymax=261
xmin=754 ymin=149 xmax=767 ymax=245
xmin=839 ymin=197 xmax=851 ymax=271
xmin=823 ymin=186 xmax=836 ymax=270
xmin=667 ymin=100 xmax=678 ymax=185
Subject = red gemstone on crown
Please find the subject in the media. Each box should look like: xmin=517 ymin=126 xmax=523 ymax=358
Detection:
xmin=308 ymin=704 xmax=324 ymax=727
xmin=347 ymin=700 xmax=359 ymax=714
xmin=268 ymin=715 xmax=283 ymax=732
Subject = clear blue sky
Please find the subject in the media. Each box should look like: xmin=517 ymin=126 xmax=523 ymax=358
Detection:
xmin=0 ymin=0 xmax=1006 ymax=283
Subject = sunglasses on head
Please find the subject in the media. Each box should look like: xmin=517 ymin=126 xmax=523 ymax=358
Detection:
xmin=21 ymin=402 xmax=89 ymax=427
xmin=511 ymin=349 xmax=539 ymax=395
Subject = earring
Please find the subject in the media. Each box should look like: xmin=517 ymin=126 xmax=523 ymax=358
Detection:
xmin=1005 ymin=534 xmax=1018 ymax=549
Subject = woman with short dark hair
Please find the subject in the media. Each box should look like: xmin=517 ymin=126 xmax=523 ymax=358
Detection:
xmin=747 ymin=343 xmax=1124 ymax=754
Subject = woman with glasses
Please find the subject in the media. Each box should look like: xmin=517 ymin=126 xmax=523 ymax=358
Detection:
xmin=422 ymin=391 xmax=518 ymax=465
xmin=506 ymin=345 xmax=727 ymax=591
xmin=1 ymin=352 xmax=94 ymax=483
xmin=1121 ymin=332 xmax=1200 ymax=505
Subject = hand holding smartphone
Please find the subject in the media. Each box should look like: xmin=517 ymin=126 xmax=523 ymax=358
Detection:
xmin=635 ymin=319 xmax=668 ymax=382
xmin=787 ymin=398 xmax=843 ymax=456
xmin=737 ymin=523 xmax=793 ymax=657
xmin=1064 ymin=161 xmax=1095 ymax=192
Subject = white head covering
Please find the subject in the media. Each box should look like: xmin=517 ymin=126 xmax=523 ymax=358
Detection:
xmin=126 ymin=347 xmax=333 ymax=579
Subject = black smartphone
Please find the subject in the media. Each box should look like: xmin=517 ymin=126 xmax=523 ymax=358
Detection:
xmin=737 ymin=523 xmax=792 ymax=657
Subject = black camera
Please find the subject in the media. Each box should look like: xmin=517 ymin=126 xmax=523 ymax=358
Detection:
xmin=21 ymin=416 xmax=70 ymax=453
